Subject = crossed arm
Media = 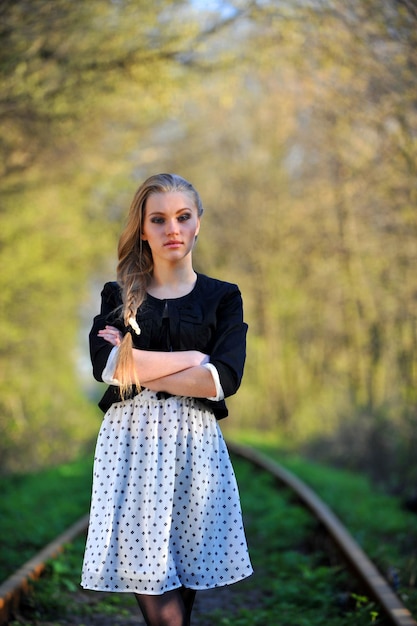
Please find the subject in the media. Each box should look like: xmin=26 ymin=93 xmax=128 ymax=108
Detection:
xmin=99 ymin=325 xmax=217 ymax=398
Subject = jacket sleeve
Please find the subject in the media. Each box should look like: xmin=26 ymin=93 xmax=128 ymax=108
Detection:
xmin=89 ymin=282 xmax=123 ymax=382
xmin=209 ymin=285 xmax=248 ymax=399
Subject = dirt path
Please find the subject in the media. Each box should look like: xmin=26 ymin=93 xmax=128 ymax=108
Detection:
xmin=15 ymin=574 xmax=260 ymax=625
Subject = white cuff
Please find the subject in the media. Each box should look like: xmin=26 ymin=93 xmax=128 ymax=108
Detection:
xmin=101 ymin=346 xmax=121 ymax=386
xmin=203 ymin=363 xmax=225 ymax=401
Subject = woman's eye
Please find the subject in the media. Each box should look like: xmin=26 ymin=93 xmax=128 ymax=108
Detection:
xmin=178 ymin=213 xmax=191 ymax=222
xmin=150 ymin=217 xmax=164 ymax=224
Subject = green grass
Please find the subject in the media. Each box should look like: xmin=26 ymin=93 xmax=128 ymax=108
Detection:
xmin=2 ymin=439 xmax=417 ymax=624
xmin=239 ymin=439 xmax=417 ymax=598
xmin=0 ymin=455 xmax=93 ymax=581
xmin=9 ymin=457 xmax=387 ymax=625
xmin=229 ymin=458 xmax=385 ymax=625
xmin=11 ymin=535 xmax=139 ymax=624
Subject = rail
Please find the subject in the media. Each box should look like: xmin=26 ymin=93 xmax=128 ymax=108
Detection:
xmin=227 ymin=441 xmax=417 ymax=626
xmin=0 ymin=514 xmax=89 ymax=625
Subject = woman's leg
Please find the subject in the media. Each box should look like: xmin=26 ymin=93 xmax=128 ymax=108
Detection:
xmin=135 ymin=587 xmax=196 ymax=626
xmin=180 ymin=587 xmax=197 ymax=626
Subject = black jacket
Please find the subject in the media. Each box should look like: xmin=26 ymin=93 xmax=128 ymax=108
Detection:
xmin=89 ymin=273 xmax=248 ymax=420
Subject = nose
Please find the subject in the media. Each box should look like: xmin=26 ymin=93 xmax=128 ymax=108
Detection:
xmin=166 ymin=218 xmax=179 ymax=235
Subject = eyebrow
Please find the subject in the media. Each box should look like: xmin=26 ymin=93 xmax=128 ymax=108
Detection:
xmin=147 ymin=207 xmax=194 ymax=216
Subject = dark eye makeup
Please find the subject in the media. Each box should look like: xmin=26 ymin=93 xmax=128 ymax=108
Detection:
xmin=149 ymin=212 xmax=192 ymax=224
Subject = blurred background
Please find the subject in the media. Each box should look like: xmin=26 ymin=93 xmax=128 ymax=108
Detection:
xmin=1 ymin=0 xmax=416 ymax=500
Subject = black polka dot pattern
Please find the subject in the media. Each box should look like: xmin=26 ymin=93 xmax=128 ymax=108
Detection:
xmin=81 ymin=390 xmax=253 ymax=594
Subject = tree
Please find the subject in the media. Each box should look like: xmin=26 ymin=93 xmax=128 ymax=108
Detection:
xmin=0 ymin=0 xmax=244 ymax=472
xmin=158 ymin=0 xmax=417 ymax=481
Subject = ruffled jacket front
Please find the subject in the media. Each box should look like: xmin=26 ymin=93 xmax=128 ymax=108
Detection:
xmin=89 ymin=273 xmax=248 ymax=420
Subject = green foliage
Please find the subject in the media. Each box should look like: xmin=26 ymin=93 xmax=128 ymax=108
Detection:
xmin=1 ymin=0 xmax=417 ymax=491
xmin=162 ymin=0 xmax=417 ymax=492
xmin=0 ymin=0 xmax=228 ymax=473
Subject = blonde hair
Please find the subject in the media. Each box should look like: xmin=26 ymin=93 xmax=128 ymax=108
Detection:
xmin=115 ymin=173 xmax=204 ymax=397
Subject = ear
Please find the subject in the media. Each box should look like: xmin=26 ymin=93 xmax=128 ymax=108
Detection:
xmin=195 ymin=217 xmax=201 ymax=238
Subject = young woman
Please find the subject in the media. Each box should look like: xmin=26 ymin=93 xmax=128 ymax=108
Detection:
xmin=81 ymin=173 xmax=253 ymax=626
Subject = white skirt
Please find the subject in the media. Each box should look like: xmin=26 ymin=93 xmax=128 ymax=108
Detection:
xmin=81 ymin=389 xmax=253 ymax=594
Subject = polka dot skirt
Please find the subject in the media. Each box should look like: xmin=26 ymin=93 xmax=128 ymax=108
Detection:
xmin=81 ymin=389 xmax=253 ymax=594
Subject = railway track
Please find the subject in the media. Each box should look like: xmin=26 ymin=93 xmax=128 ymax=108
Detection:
xmin=0 ymin=514 xmax=90 ymax=625
xmin=0 ymin=443 xmax=415 ymax=626
xmin=228 ymin=442 xmax=417 ymax=626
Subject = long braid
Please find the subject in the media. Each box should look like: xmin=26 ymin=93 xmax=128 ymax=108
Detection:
xmin=115 ymin=201 xmax=153 ymax=397
xmin=114 ymin=281 xmax=143 ymax=397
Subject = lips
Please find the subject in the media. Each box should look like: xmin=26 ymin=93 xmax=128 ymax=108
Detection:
xmin=164 ymin=240 xmax=183 ymax=247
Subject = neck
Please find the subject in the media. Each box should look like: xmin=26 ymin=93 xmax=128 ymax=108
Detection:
xmin=148 ymin=264 xmax=197 ymax=299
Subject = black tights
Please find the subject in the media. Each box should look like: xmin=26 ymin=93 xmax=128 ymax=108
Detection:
xmin=135 ymin=587 xmax=196 ymax=626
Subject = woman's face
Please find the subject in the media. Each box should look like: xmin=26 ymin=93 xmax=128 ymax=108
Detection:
xmin=141 ymin=191 xmax=201 ymax=265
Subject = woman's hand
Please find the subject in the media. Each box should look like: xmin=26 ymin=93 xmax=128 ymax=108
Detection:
xmin=98 ymin=326 xmax=209 ymax=364
xmin=98 ymin=325 xmax=123 ymax=346
xmin=98 ymin=326 xmax=210 ymax=383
